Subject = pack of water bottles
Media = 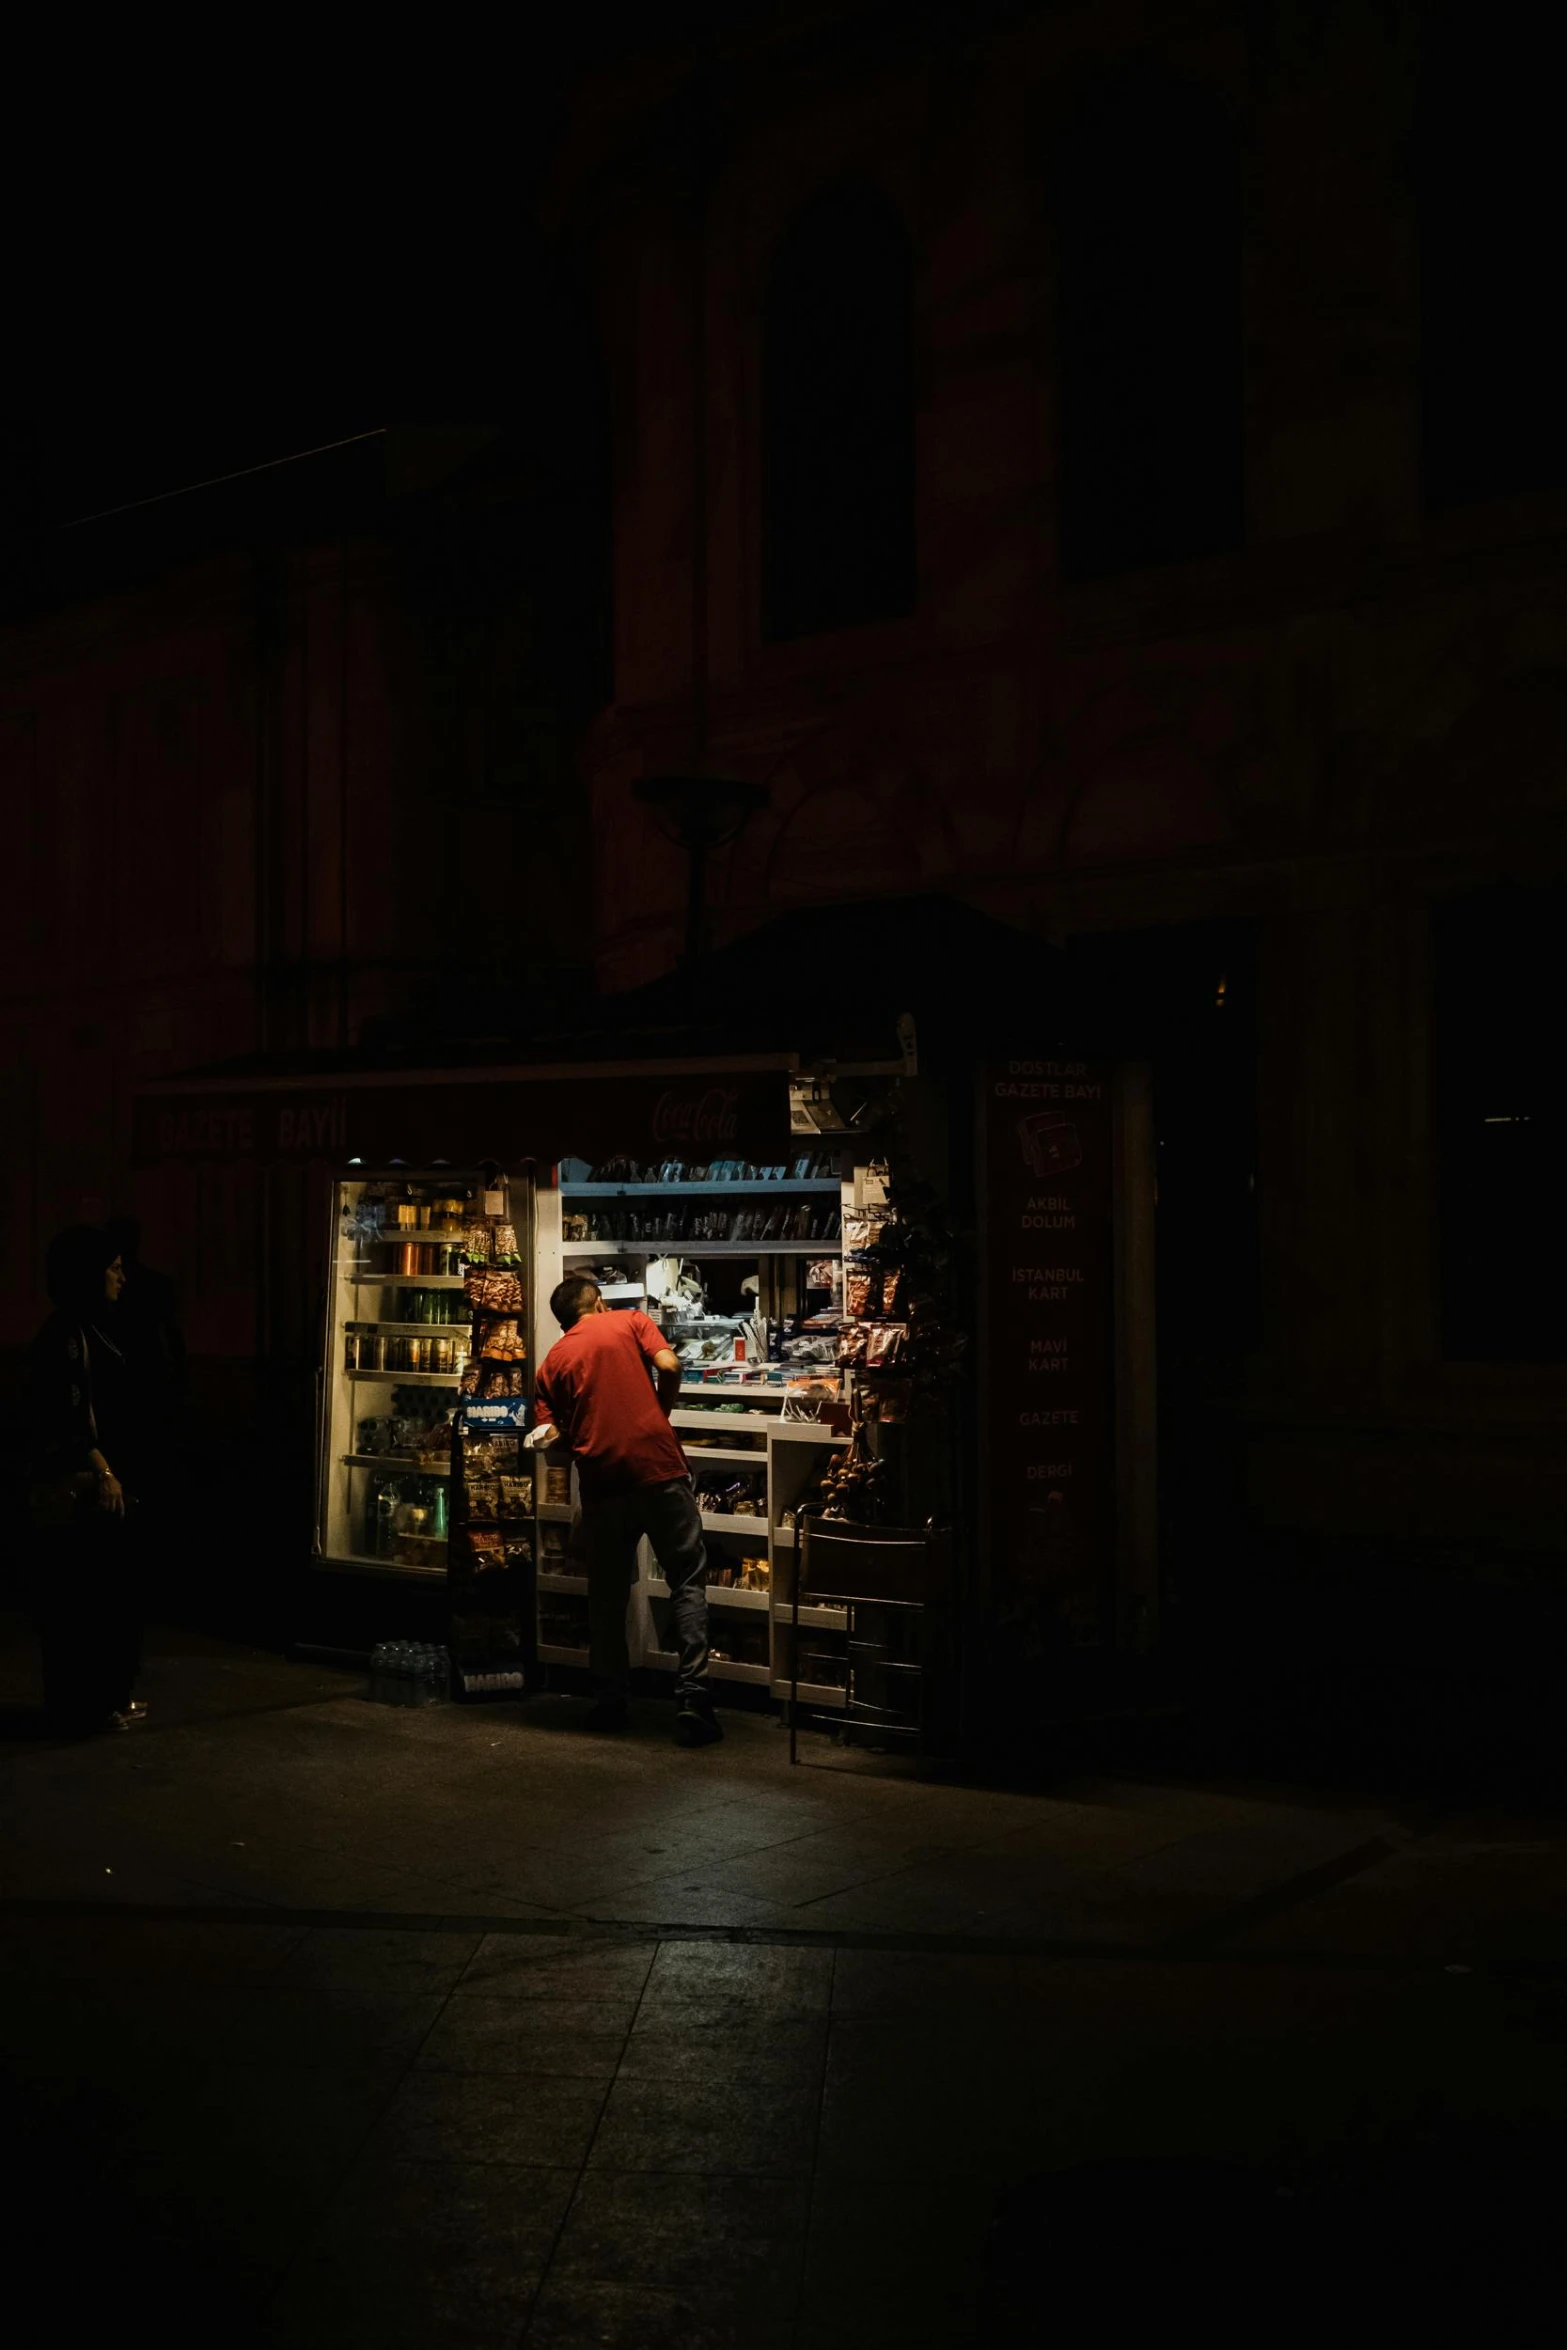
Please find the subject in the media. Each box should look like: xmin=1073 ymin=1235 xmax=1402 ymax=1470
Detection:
xmin=367 ymin=1641 xmax=451 ymax=1707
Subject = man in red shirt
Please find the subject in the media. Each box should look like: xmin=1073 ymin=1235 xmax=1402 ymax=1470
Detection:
xmin=532 ymin=1276 xmax=721 ymax=1745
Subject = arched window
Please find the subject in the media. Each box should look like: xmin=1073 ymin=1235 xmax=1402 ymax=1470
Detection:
xmin=761 ymin=185 xmax=917 ymax=642
xmin=1054 ymin=72 xmax=1244 ymax=580
xmin=1418 ymin=1 xmax=1565 ymax=509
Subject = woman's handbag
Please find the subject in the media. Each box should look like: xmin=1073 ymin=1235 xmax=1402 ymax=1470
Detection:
xmin=27 ymin=1325 xmax=123 ymax=1530
xmin=28 ymin=1468 xmax=105 ymax=1531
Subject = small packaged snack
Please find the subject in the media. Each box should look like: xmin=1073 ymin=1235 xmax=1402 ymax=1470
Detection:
xmin=466 ymin=1266 xmax=524 ymax=1315
xmin=498 ymin=1474 xmax=534 ymax=1519
xmin=467 ymin=1478 xmax=501 ymax=1522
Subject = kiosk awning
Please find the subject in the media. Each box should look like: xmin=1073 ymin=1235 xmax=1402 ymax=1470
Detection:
xmin=132 ymin=1061 xmax=796 ymax=1170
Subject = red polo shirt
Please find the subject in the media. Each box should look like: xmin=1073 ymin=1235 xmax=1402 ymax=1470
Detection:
xmin=533 ymin=1309 xmax=688 ymax=1497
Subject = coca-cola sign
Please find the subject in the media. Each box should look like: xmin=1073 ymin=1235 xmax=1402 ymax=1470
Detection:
xmin=652 ymin=1086 xmax=742 ymax=1149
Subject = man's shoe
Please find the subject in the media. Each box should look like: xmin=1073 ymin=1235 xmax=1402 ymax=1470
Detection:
xmin=674 ymin=1701 xmax=723 ymax=1748
xmin=584 ymin=1698 xmax=629 ymax=1733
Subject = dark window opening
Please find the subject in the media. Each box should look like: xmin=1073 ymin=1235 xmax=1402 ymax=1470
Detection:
xmin=1054 ymin=73 xmax=1245 ymax=580
xmin=1066 ymin=919 xmax=1261 ymax=1371
xmin=1418 ymin=2 xmax=1567 ymax=511
xmin=1434 ymin=885 xmax=1567 ymax=1360
xmin=761 ymin=184 xmax=917 ymax=642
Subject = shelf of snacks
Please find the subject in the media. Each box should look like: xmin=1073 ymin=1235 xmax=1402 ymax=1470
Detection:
xmin=673 ymin=1408 xmax=779 ymax=1433
xmin=341 ymin=1272 xmax=468 ymax=1287
xmin=536 ymin=1503 xmax=576 ymax=1524
xmin=646 ymin=1651 xmax=773 ymax=1686
xmin=695 ymin=1513 xmax=772 ymax=1537
xmin=774 ymin=1677 xmax=849 ymax=1708
xmin=679 ymin=1443 xmax=770 ymax=1466
xmin=342 ymin=1451 xmax=451 ymax=1477
xmin=562 ymin=1240 xmax=833 ymax=1258
xmin=648 ymin=1576 xmax=769 ymax=1608
xmin=538 ymin=1572 xmax=589 ymax=1595
xmin=389 ymin=1531 xmax=449 ymax=1571
xmin=347 ymin=1367 xmax=461 ymax=1387
xmin=681 ymin=1372 xmax=789 ymax=1391
xmin=769 ymin=1424 xmax=850 ymax=1446
xmin=345 ymin=1320 xmax=471 ymax=1337
xmin=538 ymin=1641 xmax=590 ymax=1665
xmin=333 ymin=1549 xmax=449 ymax=1583
xmin=773 ymin=1601 xmax=850 ymax=1630
xmin=563 ymin=1180 xmax=842 ymax=1198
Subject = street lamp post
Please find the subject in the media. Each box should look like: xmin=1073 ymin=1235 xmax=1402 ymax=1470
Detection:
xmin=633 ymin=772 xmax=769 ymax=962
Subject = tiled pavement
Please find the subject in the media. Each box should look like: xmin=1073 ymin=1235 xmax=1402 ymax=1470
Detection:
xmin=5 ymin=1624 xmax=1567 ymax=2341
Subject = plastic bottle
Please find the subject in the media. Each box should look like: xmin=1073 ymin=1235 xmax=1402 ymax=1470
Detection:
xmin=373 ymin=1483 xmax=398 ymax=1559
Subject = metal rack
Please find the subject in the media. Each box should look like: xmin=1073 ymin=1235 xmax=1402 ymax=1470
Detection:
xmin=787 ymin=1515 xmax=950 ymax=1764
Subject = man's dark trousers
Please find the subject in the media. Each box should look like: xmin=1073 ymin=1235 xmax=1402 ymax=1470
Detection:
xmin=583 ymin=1475 xmax=711 ymax=1705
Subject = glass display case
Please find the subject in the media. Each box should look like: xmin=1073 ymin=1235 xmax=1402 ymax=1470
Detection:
xmin=316 ymin=1167 xmax=532 ymax=1580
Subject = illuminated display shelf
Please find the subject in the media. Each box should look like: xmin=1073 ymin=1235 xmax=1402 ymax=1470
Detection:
xmin=562 ymin=1180 xmax=840 ymax=1198
xmin=342 ymin=1452 xmax=451 ymax=1476
xmin=562 ymin=1240 xmax=834 ymax=1258
xmin=341 ymin=1271 xmax=468 ymax=1287
xmin=648 ymin=1578 xmax=769 ymax=1610
xmin=528 ymin=1150 xmax=886 ymax=1723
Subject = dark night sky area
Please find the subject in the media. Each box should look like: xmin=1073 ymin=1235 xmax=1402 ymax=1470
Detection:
xmin=0 ymin=3 xmax=725 ymax=540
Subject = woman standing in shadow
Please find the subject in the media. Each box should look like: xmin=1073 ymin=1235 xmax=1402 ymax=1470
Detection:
xmin=26 ymin=1226 xmax=148 ymax=1733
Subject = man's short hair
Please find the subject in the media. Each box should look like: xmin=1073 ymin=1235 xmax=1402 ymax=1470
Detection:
xmin=550 ymin=1275 xmax=602 ymax=1329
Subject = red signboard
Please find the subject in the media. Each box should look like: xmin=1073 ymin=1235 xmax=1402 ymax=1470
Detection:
xmin=981 ymin=1060 xmax=1116 ymax=1649
xmin=132 ymin=1070 xmax=793 ymax=1170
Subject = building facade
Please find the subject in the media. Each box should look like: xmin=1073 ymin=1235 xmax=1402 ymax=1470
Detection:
xmin=553 ymin=0 xmax=1567 ymax=1615
xmin=2 ymin=0 xmax=1563 ymax=1651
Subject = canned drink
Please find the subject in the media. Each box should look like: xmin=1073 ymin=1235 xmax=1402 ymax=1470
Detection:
xmin=371 ymin=1332 xmax=389 ymax=1371
xmin=407 ymin=1337 xmax=424 ymax=1371
xmin=345 ymin=1332 xmax=362 ymax=1370
xmin=434 ymin=1335 xmax=453 ymax=1371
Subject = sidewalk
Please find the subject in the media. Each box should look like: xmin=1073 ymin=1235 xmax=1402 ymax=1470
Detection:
xmin=4 ymin=1621 xmax=1567 ymax=2343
